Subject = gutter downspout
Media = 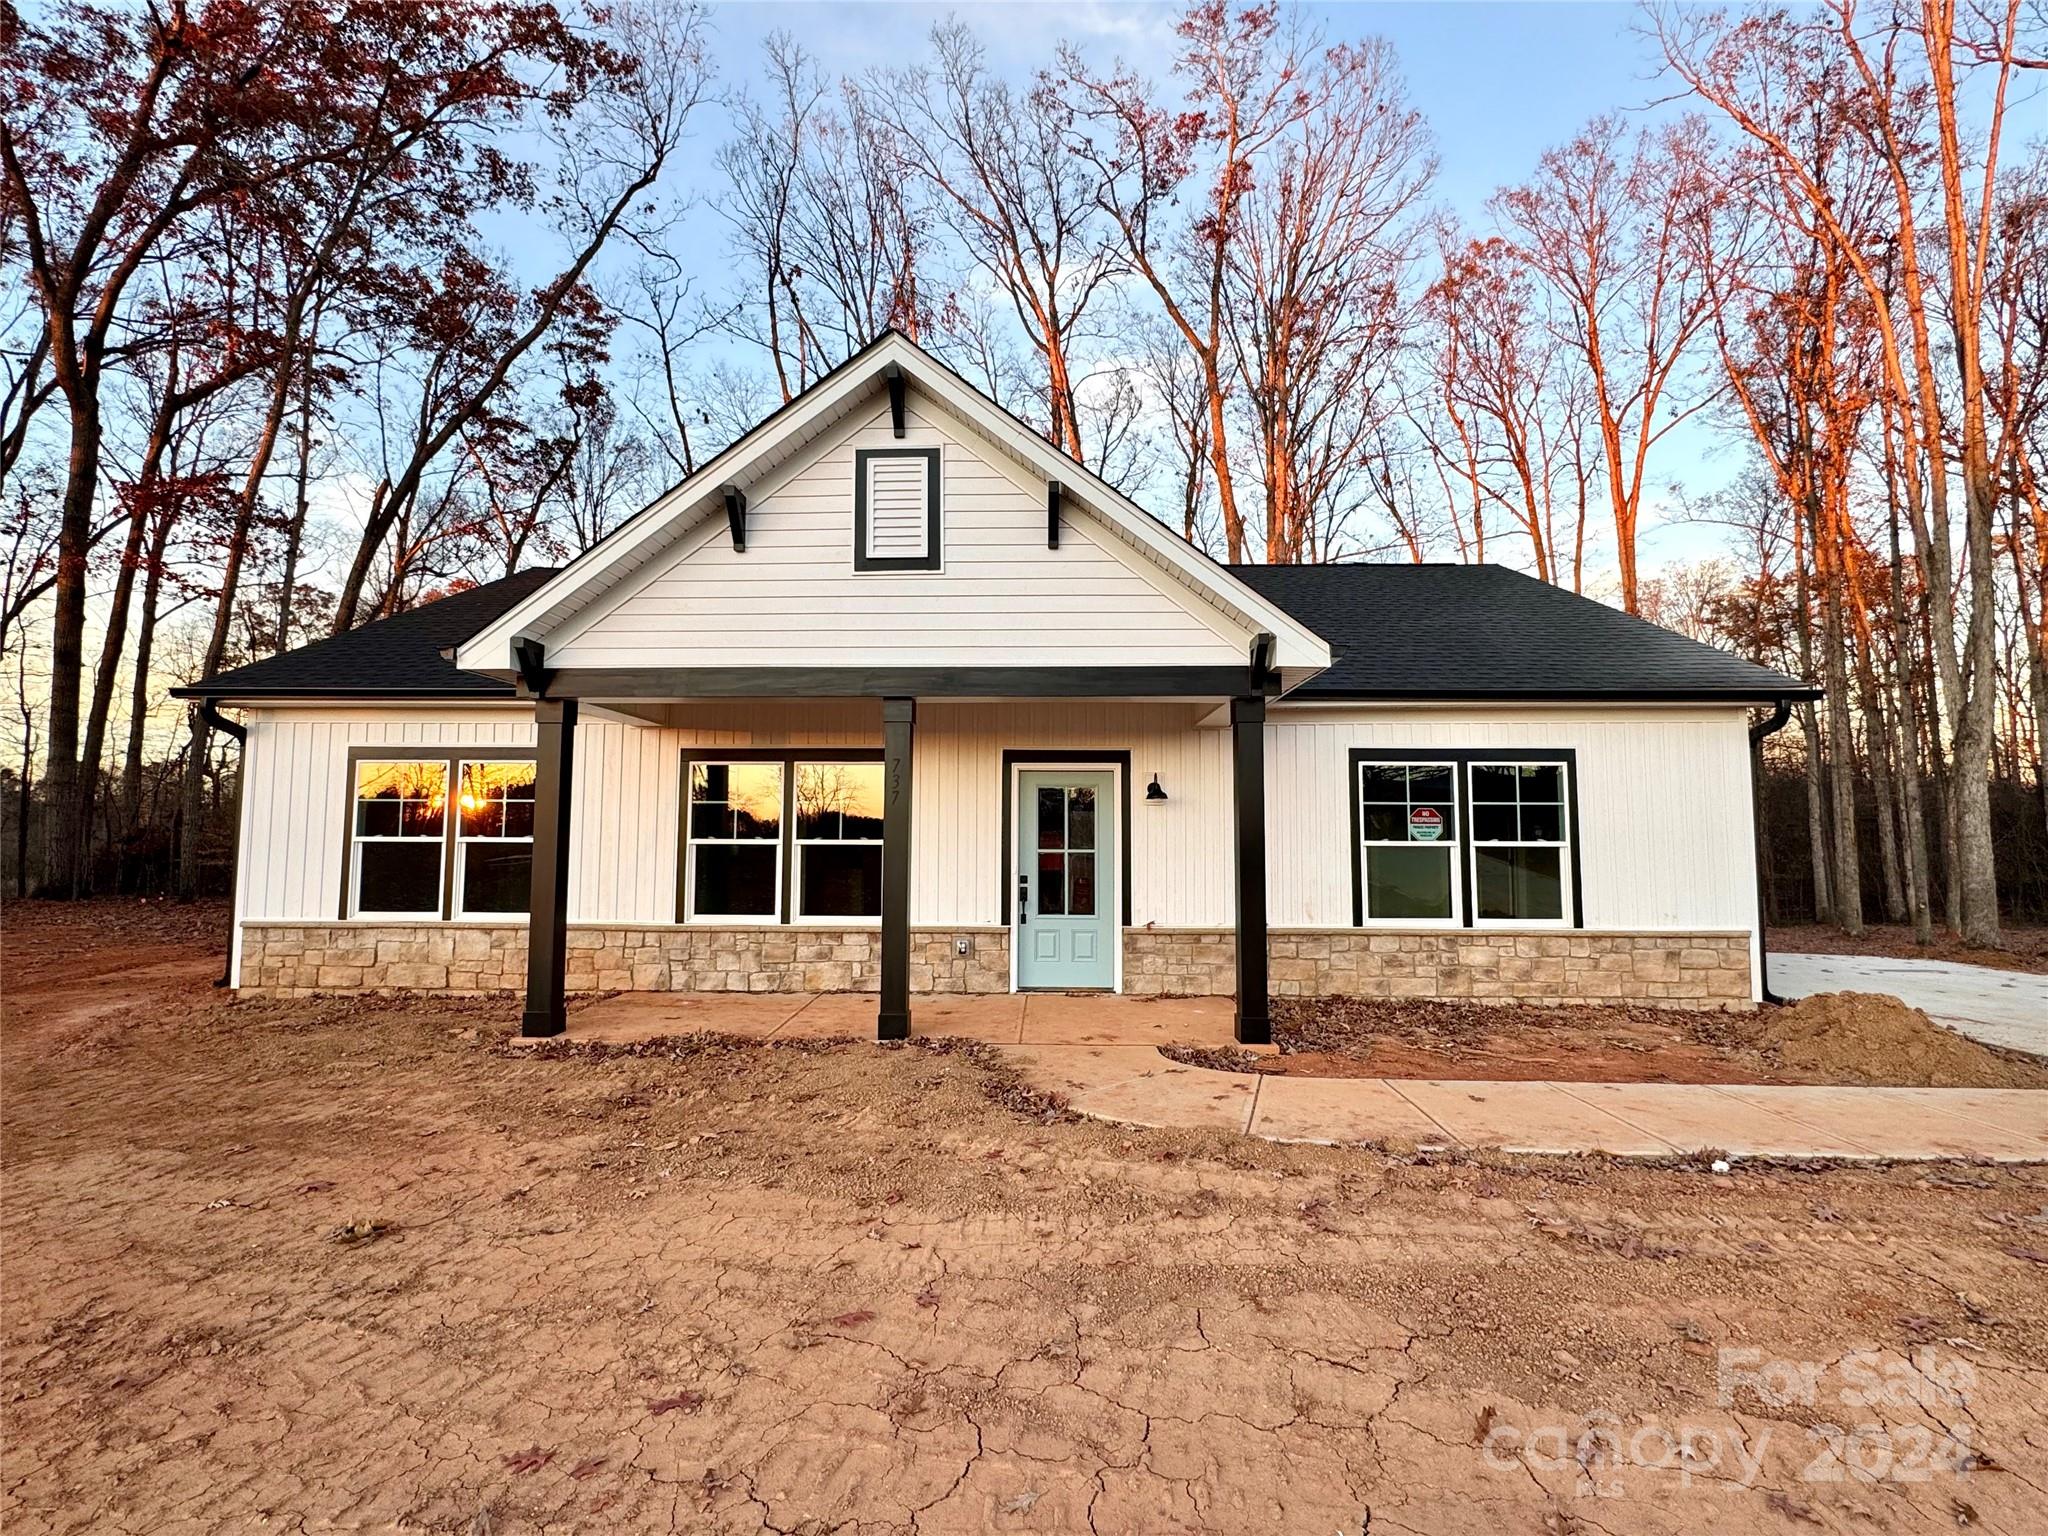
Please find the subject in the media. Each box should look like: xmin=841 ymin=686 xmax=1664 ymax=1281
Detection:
xmin=1748 ymin=698 xmax=1795 ymax=1005
xmin=197 ymin=700 xmax=247 ymax=990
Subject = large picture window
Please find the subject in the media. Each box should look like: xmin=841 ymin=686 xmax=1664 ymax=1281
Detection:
xmin=1351 ymin=749 xmax=1578 ymax=929
xmin=679 ymin=752 xmax=886 ymax=923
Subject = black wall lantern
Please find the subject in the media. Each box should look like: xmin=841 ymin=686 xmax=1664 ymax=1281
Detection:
xmin=1145 ymin=773 xmax=1169 ymax=803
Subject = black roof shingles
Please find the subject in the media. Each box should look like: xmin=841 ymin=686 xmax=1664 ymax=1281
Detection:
xmin=176 ymin=559 xmax=1810 ymax=703
xmin=172 ymin=568 xmax=558 ymax=700
xmin=1228 ymin=562 xmax=1809 ymax=700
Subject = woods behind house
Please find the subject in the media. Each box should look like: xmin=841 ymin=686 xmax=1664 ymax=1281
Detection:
xmin=1 ymin=0 xmax=2043 ymax=938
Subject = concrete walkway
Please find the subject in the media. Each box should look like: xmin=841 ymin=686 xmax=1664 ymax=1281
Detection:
xmin=1767 ymin=952 xmax=2048 ymax=1056
xmin=1004 ymin=1045 xmax=2048 ymax=1162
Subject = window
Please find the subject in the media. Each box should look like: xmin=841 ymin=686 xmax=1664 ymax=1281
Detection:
xmin=455 ymin=760 xmax=536 ymax=915
xmin=347 ymin=755 xmax=538 ymax=920
xmin=1469 ymin=762 xmax=1569 ymax=924
xmin=686 ymin=762 xmax=784 ymax=919
xmin=795 ymin=763 xmax=885 ymax=918
xmin=679 ymin=753 xmax=887 ymax=923
xmin=1350 ymin=749 xmax=1578 ymax=929
xmin=352 ymin=760 xmax=448 ymax=917
xmin=1035 ymin=783 xmax=1099 ymax=917
xmin=853 ymin=447 xmax=941 ymax=571
xmin=1356 ymin=761 xmax=1459 ymax=923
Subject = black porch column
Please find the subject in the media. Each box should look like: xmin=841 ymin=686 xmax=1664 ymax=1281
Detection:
xmin=520 ymin=696 xmax=578 ymax=1038
xmin=1230 ymin=695 xmax=1271 ymax=1045
xmin=878 ymin=697 xmax=915 ymax=1040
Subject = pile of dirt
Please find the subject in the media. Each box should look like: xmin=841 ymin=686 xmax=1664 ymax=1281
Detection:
xmin=1723 ymin=990 xmax=2048 ymax=1089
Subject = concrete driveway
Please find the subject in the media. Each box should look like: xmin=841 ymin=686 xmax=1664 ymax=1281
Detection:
xmin=1767 ymin=951 xmax=2048 ymax=1057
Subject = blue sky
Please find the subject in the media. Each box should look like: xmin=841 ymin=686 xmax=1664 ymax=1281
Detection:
xmin=690 ymin=1 xmax=1681 ymax=221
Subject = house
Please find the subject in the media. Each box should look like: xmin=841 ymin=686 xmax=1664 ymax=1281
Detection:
xmin=174 ymin=330 xmax=1813 ymax=1046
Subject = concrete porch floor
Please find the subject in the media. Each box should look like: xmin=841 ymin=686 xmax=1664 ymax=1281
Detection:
xmin=545 ymin=990 xmax=1260 ymax=1048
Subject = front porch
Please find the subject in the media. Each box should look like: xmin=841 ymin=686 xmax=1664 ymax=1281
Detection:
xmin=528 ymin=989 xmax=1251 ymax=1049
xmin=512 ymin=684 xmax=1280 ymax=1047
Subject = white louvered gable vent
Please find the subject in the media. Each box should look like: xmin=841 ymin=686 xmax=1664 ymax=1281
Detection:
xmin=866 ymin=455 xmax=927 ymax=558
xmin=856 ymin=449 xmax=939 ymax=570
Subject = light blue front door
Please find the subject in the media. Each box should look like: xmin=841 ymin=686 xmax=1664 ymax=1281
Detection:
xmin=1016 ymin=770 xmax=1116 ymax=990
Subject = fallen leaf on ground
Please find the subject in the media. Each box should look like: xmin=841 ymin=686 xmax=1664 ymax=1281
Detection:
xmin=648 ymin=1391 xmax=703 ymax=1415
xmin=503 ymin=1447 xmax=552 ymax=1474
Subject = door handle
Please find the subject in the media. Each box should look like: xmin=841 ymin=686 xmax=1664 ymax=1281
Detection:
xmin=1018 ymin=874 xmax=1029 ymax=923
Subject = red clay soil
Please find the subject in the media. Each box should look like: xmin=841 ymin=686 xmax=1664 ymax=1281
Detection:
xmin=1769 ymin=921 xmax=2048 ymax=975
xmin=5 ymin=903 xmax=2048 ymax=1534
xmin=1168 ymin=994 xmax=2048 ymax=1090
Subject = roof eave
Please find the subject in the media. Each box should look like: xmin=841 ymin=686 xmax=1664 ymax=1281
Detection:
xmin=168 ymin=685 xmax=520 ymax=703
xmin=1277 ymin=685 xmax=1822 ymax=705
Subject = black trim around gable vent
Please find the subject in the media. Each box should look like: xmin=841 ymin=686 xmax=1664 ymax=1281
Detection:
xmin=853 ymin=447 xmax=942 ymax=573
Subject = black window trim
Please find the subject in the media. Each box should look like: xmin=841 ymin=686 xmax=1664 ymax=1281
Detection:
xmin=676 ymin=747 xmax=887 ymax=924
xmin=852 ymin=446 xmax=942 ymax=572
xmin=337 ymin=744 xmax=537 ymax=922
xmin=1347 ymin=747 xmax=1583 ymax=929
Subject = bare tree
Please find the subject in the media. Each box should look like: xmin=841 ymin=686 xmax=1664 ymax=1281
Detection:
xmin=1492 ymin=114 xmax=1720 ymax=613
xmin=1058 ymin=2 xmax=1330 ymax=559
xmin=871 ymin=20 xmax=1113 ymax=458
xmin=1219 ymin=35 xmax=1434 ymax=562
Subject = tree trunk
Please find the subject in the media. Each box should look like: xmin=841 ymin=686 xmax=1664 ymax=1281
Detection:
xmin=121 ymin=500 xmax=174 ymax=835
xmin=1863 ymin=672 xmax=1905 ymax=923
xmin=1799 ymin=700 xmax=1832 ymax=923
xmin=41 ymin=397 xmax=103 ymax=897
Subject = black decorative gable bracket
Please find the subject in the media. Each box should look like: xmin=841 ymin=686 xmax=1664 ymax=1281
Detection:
xmin=1047 ymin=480 xmax=1062 ymax=549
xmin=1250 ymin=631 xmax=1281 ymax=695
xmin=512 ymin=636 xmax=553 ymax=698
xmin=723 ymin=485 xmax=747 ymax=552
xmin=885 ymin=363 xmax=906 ymax=438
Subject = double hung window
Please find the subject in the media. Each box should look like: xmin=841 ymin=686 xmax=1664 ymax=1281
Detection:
xmin=348 ymin=754 xmax=535 ymax=919
xmin=682 ymin=755 xmax=886 ymax=922
xmin=1352 ymin=751 xmax=1576 ymax=928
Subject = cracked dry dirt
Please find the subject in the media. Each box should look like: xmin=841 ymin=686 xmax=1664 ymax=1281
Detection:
xmin=3 ymin=903 xmax=2047 ymax=1534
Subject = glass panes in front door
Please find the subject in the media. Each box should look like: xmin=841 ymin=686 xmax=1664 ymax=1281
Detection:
xmin=1035 ymin=783 xmax=1097 ymax=917
xmin=1017 ymin=770 xmax=1115 ymax=989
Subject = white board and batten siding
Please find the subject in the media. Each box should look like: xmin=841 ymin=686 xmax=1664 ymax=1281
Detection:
xmin=1264 ymin=706 xmax=1759 ymax=935
xmin=543 ymin=394 xmax=1251 ymax=670
xmin=237 ymin=700 xmax=1758 ymax=988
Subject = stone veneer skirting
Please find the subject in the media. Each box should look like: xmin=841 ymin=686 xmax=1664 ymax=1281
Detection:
xmin=1128 ymin=928 xmax=1753 ymax=1007
xmin=238 ymin=923 xmax=1012 ymax=997
xmin=239 ymin=922 xmax=1752 ymax=1007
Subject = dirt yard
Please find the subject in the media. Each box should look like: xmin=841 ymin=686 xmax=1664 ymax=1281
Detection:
xmin=1770 ymin=921 xmax=2048 ymax=976
xmin=4 ymin=902 xmax=2047 ymax=1534
xmin=1172 ymin=994 xmax=2048 ymax=1090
